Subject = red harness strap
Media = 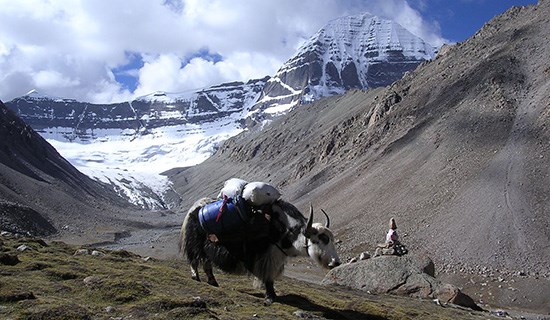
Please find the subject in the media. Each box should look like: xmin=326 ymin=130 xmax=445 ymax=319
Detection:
xmin=216 ymin=195 xmax=229 ymax=222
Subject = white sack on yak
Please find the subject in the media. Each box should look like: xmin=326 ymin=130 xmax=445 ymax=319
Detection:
xmin=217 ymin=178 xmax=248 ymax=199
xmin=242 ymin=182 xmax=281 ymax=206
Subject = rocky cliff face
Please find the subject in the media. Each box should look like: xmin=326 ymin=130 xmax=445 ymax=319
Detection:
xmin=252 ymin=13 xmax=436 ymax=116
xmin=7 ymin=78 xmax=268 ymax=142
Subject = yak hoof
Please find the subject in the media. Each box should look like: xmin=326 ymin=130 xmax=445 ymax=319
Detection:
xmin=207 ymin=279 xmax=219 ymax=287
xmin=191 ymin=275 xmax=200 ymax=282
xmin=264 ymin=297 xmax=274 ymax=306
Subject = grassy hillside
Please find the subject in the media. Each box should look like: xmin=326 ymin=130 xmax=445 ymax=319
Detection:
xmin=0 ymin=233 xmax=496 ymax=320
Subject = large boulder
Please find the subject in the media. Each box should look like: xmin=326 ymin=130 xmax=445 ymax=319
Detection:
xmin=322 ymin=254 xmax=481 ymax=311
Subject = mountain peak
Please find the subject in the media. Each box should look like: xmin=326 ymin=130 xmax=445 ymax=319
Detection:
xmin=304 ymin=12 xmax=436 ymax=61
xmin=21 ymin=89 xmax=75 ymax=103
xmin=24 ymin=89 xmax=49 ymax=99
xmin=253 ymin=12 xmax=438 ymax=116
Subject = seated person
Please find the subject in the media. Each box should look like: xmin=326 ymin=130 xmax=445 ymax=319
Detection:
xmin=374 ymin=218 xmax=407 ymax=256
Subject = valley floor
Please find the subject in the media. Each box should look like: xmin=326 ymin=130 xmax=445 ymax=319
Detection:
xmin=50 ymin=219 xmax=550 ymax=319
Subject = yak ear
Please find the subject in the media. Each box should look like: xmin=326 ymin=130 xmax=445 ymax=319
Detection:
xmin=304 ymin=204 xmax=315 ymax=238
xmin=320 ymin=209 xmax=330 ymax=229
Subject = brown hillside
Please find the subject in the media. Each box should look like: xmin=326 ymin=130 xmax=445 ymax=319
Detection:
xmin=0 ymin=100 xmax=143 ymax=242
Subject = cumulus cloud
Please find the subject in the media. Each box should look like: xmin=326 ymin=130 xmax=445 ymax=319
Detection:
xmin=0 ymin=0 xmax=446 ymax=103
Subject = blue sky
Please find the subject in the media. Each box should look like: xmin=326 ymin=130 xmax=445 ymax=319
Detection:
xmin=0 ymin=0 xmax=538 ymax=103
xmin=410 ymin=0 xmax=538 ymax=42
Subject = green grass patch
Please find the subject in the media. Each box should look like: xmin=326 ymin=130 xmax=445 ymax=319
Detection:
xmin=0 ymin=233 xmax=496 ymax=319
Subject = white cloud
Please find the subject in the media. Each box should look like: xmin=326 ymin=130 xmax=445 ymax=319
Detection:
xmin=0 ymin=0 xmax=446 ymax=104
xmin=33 ymin=70 xmax=80 ymax=88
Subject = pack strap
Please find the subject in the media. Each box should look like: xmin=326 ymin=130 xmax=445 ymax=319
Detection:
xmin=216 ymin=195 xmax=229 ymax=222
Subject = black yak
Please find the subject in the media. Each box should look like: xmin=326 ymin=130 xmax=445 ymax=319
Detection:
xmin=180 ymin=197 xmax=341 ymax=304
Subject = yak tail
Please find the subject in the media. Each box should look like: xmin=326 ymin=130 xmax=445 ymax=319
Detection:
xmin=178 ymin=213 xmax=191 ymax=254
xmin=179 ymin=197 xmax=215 ymax=255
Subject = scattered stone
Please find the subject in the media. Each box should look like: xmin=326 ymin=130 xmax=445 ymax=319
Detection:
xmin=293 ymin=309 xmax=320 ymax=318
xmin=105 ymin=306 xmax=115 ymax=313
xmin=83 ymin=276 xmax=102 ymax=286
xmin=491 ymin=310 xmax=509 ymax=317
xmin=91 ymin=250 xmax=105 ymax=257
xmin=0 ymin=253 xmax=20 ymax=265
xmin=74 ymin=249 xmax=89 ymax=255
xmin=16 ymin=244 xmax=30 ymax=252
xmin=142 ymin=256 xmax=154 ymax=262
xmin=359 ymin=252 xmax=370 ymax=260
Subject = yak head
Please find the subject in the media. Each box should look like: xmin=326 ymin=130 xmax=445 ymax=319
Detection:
xmin=303 ymin=206 xmax=341 ymax=269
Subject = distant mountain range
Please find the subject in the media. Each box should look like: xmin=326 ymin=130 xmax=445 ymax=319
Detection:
xmin=3 ymin=12 xmax=437 ymax=209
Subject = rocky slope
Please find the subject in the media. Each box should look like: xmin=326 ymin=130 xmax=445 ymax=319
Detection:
xmin=168 ymin=1 xmax=549 ymax=313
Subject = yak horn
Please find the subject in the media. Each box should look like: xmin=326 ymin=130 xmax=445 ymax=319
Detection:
xmin=320 ymin=209 xmax=330 ymax=229
xmin=304 ymin=204 xmax=314 ymax=237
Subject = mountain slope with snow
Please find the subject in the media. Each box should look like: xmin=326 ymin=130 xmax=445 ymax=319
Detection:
xmin=6 ymin=78 xmax=268 ymax=209
xmin=252 ymin=12 xmax=437 ymax=116
xmin=0 ymin=100 xmax=133 ymax=236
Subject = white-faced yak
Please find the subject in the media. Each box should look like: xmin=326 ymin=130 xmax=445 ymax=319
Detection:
xmin=179 ymin=197 xmax=341 ymax=305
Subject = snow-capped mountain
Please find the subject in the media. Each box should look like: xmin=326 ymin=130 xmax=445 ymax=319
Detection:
xmin=4 ymin=13 xmax=438 ymax=209
xmin=10 ymin=78 xmax=268 ymax=142
xmin=252 ymin=12 xmax=437 ymax=115
xmin=6 ymin=78 xmax=267 ymax=209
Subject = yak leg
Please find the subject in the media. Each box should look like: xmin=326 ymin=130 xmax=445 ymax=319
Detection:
xmin=264 ymin=280 xmax=276 ymax=305
xmin=203 ymin=259 xmax=219 ymax=287
xmin=190 ymin=260 xmax=201 ymax=282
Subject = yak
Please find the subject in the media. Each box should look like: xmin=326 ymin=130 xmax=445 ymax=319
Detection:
xmin=179 ymin=197 xmax=341 ymax=304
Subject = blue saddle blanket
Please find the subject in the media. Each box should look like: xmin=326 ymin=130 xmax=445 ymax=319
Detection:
xmin=199 ymin=197 xmax=250 ymax=235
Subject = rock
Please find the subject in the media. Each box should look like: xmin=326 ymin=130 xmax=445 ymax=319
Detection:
xmin=105 ymin=306 xmax=116 ymax=313
xmin=359 ymin=252 xmax=370 ymax=260
xmin=435 ymin=284 xmax=482 ymax=311
xmin=322 ymin=254 xmax=481 ymax=310
xmin=16 ymin=244 xmax=30 ymax=252
xmin=83 ymin=276 xmax=102 ymax=286
xmin=91 ymin=250 xmax=105 ymax=257
xmin=491 ymin=310 xmax=509 ymax=317
xmin=293 ymin=309 xmax=320 ymax=318
xmin=0 ymin=253 xmax=20 ymax=265
xmin=74 ymin=249 xmax=89 ymax=255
